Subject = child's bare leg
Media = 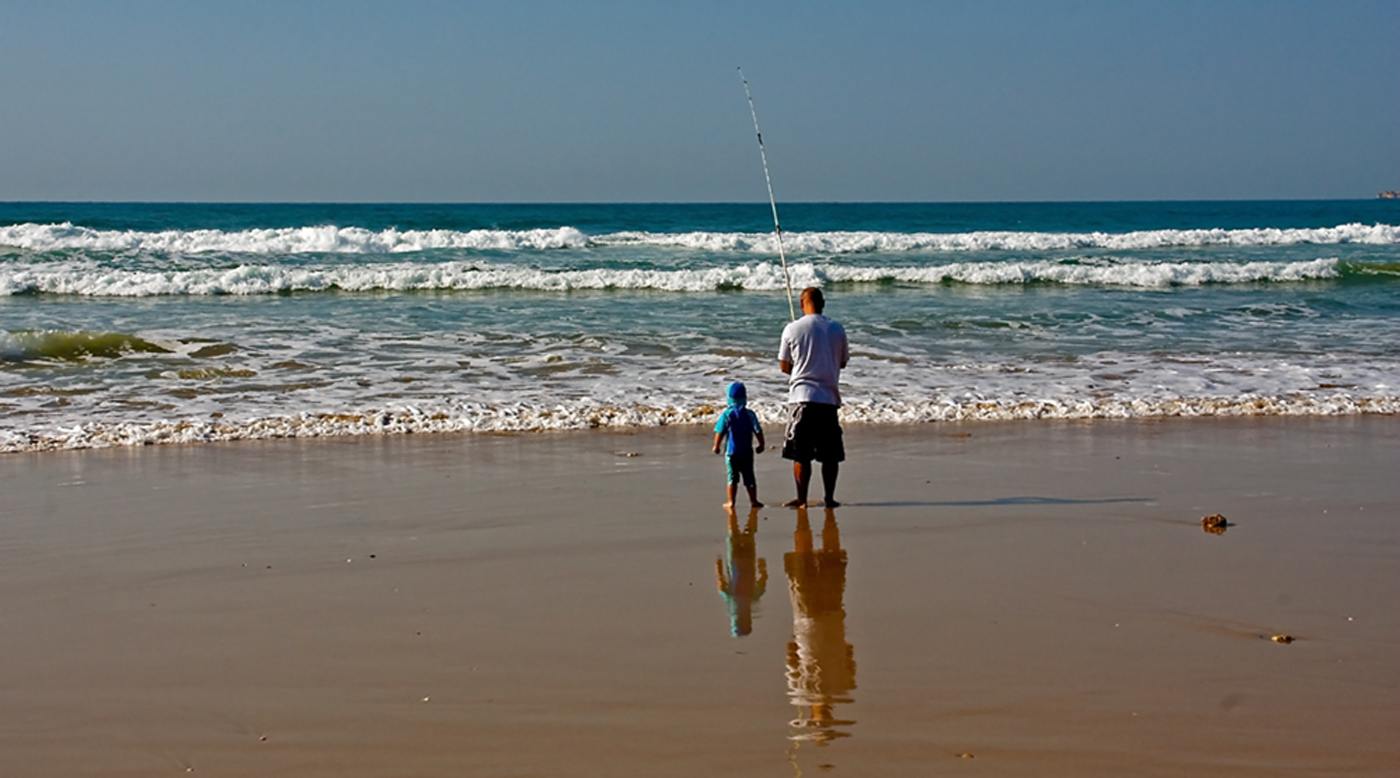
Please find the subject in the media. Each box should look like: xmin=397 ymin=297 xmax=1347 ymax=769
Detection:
xmin=745 ymin=484 xmax=763 ymax=508
xmin=723 ymin=482 xmax=737 ymax=508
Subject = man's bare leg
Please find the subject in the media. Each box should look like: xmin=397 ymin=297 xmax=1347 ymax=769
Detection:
xmin=822 ymin=461 xmax=840 ymax=508
xmin=822 ymin=507 xmax=841 ymax=551
xmin=793 ymin=506 xmax=813 ymax=550
xmin=785 ymin=460 xmax=812 ymax=508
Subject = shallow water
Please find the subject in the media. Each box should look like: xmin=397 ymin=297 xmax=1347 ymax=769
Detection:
xmin=2 ymin=201 xmax=1397 ymax=451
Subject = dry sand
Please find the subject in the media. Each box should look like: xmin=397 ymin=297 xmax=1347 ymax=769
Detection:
xmin=1 ymin=417 xmax=1396 ymax=777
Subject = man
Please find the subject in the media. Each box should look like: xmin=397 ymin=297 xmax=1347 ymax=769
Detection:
xmin=778 ymin=287 xmax=849 ymax=508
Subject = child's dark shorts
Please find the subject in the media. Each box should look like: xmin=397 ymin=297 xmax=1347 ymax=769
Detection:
xmin=725 ymin=453 xmax=757 ymax=488
xmin=781 ymin=402 xmax=845 ymax=463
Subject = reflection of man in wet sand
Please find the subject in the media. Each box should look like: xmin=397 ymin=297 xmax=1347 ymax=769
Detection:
xmin=716 ymin=507 xmax=768 ymax=637
xmin=784 ymin=507 xmax=856 ymax=742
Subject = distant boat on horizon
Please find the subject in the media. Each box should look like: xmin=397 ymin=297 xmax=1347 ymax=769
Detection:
xmin=1380 ymin=190 xmax=1399 ymax=199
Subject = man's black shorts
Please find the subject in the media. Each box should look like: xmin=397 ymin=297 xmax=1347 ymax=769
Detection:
xmin=781 ymin=402 xmax=845 ymax=463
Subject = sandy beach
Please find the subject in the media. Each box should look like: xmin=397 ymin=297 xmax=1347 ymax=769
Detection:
xmin=2 ymin=417 xmax=1396 ymax=777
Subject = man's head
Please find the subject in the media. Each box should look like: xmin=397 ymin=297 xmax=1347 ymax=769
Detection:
xmin=799 ymin=287 xmax=825 ymax=315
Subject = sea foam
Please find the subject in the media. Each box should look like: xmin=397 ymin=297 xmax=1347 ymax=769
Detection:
xmin=3 ymin=393 xmax=1397 ymax=453
xmin=0 ymin=223 xmax=590 ymax=254
xmin=0 ymin=257 xmax=1346 ymax=296
xmin=597 ymin=223 xmax=1400 ymax=253
xmin=2 ymin=222 xmax=1396 ymax=255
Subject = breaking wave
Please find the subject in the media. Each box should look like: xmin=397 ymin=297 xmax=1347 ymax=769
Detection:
xmin=3 ymin=393 xmax=1397 ymax=453
xmin=0 ymin=223 xmax=591 ymax=254
xmin=1 ymin=330 xmax=171 ymax=362
xmin=0 ymin=258 xmax=1350 ymax=296
xmin=597 ymin=223 xmax=1400 ymax=253
xmin=2 ymin=221 xmax=1397 ymax=256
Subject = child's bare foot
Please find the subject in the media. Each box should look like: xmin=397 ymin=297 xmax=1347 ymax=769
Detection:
xmin=783 ymin=498 xmax=806 ymax=508
xmin=823 ymin=499 xmax=841 ymax=508
xmin=750 ymin=501 xmax=764 ymax=508
xmin=722 ymin=501 xmax=735 ymax=509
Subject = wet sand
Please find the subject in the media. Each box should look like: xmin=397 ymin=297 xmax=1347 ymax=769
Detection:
xmin=1 ymin=417 xmax=1396 ymax=776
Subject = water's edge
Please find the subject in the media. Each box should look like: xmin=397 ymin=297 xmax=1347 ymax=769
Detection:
xmin=7 ymin=394 xmax=1397 ymax=454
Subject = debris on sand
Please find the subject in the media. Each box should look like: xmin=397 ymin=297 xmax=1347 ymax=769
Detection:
xmin=1202 ymin=514 xmax=1230 ymax=534
xmin=1271 ymin=634 xmax=1295 ymax=644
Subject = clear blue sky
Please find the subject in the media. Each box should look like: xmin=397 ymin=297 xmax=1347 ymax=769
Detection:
xmin=1 ymin=0 xmax=1395 ymax=202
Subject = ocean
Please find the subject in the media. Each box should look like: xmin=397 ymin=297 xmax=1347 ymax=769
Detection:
xmin=2 ymin=200 xmax=1397 ymax=452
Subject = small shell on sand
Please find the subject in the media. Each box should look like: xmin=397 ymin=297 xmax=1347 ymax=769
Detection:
xmin=1271 ymin=634 xmax=1295 ymax=644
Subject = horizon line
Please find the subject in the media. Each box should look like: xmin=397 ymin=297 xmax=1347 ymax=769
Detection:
xmin=1 ymin=197 xmax=1392 ymax=206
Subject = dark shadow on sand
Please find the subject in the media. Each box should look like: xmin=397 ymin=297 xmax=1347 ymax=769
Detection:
xmin=848 ymin=496 xmax=1154 ymax=508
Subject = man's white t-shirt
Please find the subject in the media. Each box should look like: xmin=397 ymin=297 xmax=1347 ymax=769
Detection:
xmin=778 ymin=314 xmax=849 ymax=406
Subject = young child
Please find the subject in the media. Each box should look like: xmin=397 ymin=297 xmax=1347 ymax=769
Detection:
xmin=713 ymin=381 xmax=766 ymax=508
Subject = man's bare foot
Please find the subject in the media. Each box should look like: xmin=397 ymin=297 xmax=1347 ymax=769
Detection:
xmin=783 ymin=498 xmax=806 ymax=508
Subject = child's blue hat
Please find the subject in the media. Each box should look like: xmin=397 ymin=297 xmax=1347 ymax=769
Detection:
xmin=726 ymin=381 xmax=747 ymax=407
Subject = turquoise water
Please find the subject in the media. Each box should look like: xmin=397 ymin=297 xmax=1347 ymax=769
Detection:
xmin=2 ymin=201 xmax=1397 ymax=451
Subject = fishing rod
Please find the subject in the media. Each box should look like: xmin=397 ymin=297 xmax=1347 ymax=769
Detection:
xmin=738 ymin=67 xmax=797 ymax=321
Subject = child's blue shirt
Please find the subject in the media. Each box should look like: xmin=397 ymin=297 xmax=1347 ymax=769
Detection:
xmin=714 ymin=406 xmax=762 ymax=456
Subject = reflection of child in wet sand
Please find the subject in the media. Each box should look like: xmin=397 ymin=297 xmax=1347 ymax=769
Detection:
xmin=785 ymin=507 xmax=855 ymax=742
xmin=715 ymin=507 xmax=768 ymax=637
xmin=713 ymin=382 xmax=766 ymax=509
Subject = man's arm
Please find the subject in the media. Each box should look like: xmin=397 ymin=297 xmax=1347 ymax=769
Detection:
xmin=778 ymin=326 xmax=793 ymax=375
